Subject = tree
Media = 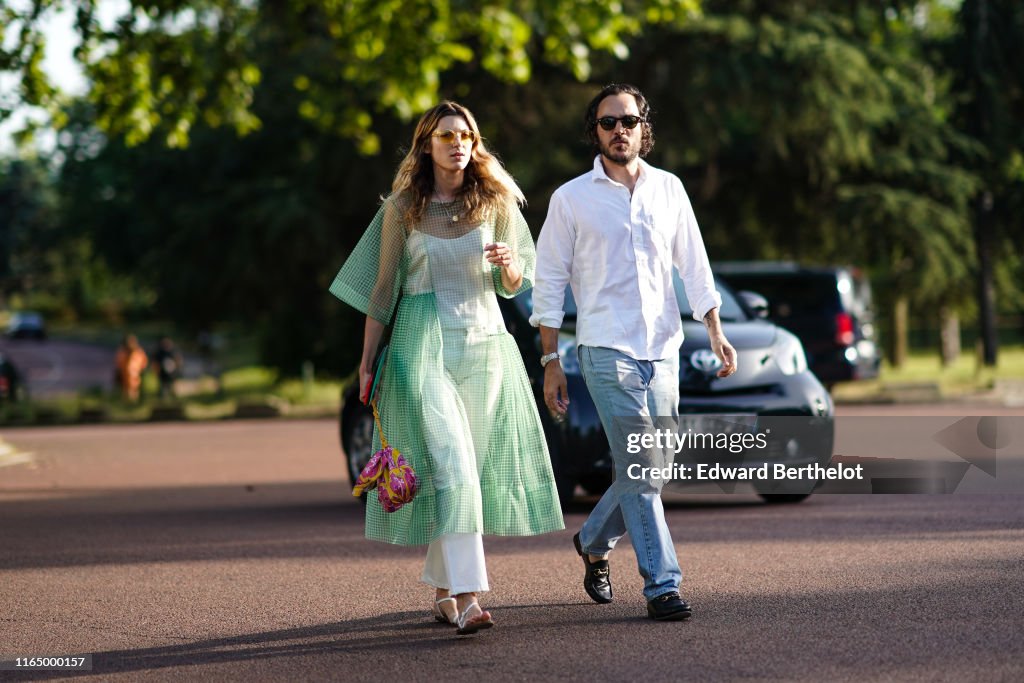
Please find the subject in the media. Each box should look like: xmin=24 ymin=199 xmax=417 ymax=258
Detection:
xmin=946 ymin=0 xmax=1024 ymax=366
xmin=622 ymin=2 xmax=979 ymax=366
xmin=2 ymin=0 xmax=700 ymax=149
xmin=0 ymin=152 xmax=150 ymax=321
xmin=0 ymin=158 xmax=60 ymax=304
xmin=5 ymin=1 xmax=707 ymax=372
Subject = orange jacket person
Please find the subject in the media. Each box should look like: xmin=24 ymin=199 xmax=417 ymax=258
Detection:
xmin=115 ymin=334 xmax=148 ymax=401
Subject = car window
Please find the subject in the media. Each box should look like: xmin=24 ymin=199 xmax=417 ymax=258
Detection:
xmin=717 ymin=273 xmax=840 ymax=318
xmin=673 ymin=272 xmax=748 ymax=322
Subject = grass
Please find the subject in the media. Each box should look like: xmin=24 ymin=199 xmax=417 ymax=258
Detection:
xmin=831 ymin=344 xmax=1024 ymax=402
xmin=0 ymin=363 xmax=348 ymax=426
xmin=2 ymin=313 xmax=349 ymax=425
xmin=1 ymin=318 xmax=345 ymax=424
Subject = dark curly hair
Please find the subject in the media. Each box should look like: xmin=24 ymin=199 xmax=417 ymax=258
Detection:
xmin=583 ymin=83 xmax=655 ymax=158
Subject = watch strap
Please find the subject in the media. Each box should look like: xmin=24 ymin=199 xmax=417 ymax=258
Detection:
xmin=540 ymin=351 xmax=560 ymax=368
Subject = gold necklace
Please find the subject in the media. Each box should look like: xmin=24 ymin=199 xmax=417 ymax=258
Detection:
xmin=434 ymin=193 xmax=460 ymax=222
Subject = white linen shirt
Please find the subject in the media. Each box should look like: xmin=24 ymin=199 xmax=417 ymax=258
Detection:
xmin=530 ymin=156 xmax=722 ymax=360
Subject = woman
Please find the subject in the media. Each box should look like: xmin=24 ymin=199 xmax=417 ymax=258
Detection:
xmin=329 ymin=102 xmax=564 ymax=636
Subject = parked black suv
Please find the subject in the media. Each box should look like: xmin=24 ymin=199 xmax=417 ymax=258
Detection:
xmin=714 ymin=262 xmax=881 ymax=387
xmin=340 ymin=274 xmax=833 ymax=504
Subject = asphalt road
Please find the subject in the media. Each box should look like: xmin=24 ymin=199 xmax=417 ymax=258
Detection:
xmin=1 ymin=410 xmax=1023 ymax=682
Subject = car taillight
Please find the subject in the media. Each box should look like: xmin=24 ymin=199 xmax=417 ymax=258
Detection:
xmin=0 ymin=377 xmax=8 ymax=394
xmin=835 ymin=313 xmax=855 ymax=346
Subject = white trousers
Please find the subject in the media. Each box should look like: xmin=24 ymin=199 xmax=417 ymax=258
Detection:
xmin=421 ymin=532 xmax=489 ymax=595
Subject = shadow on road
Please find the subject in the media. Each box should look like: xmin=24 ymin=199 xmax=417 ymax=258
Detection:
xmin=9 ymin=575 xmax=1024 ymax=682
xmin=2 ymin=481 xmax=1022 ymax=571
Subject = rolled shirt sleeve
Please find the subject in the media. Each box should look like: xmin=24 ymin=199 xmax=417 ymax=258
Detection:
xmin=529 ymin=189 xmax=575 ymax=329
xmin=672 ymin=180 xmax=722 ymax=322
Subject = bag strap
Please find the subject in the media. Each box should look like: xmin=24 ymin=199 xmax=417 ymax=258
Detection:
xmin=370 ymin=398 xmax=388 ymax=449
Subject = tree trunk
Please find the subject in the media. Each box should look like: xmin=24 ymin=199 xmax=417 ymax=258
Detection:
xmin=975 ymin=192 xmax=999 ymax=366
xmin=939 ymin=306 xmax=961 ymax=367
xmin=966 ymin=0 xmax=999 ymax=367
xmin=889 ymin=295 xmax=909 ymax=369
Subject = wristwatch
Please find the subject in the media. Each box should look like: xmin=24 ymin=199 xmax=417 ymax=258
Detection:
xmin=540 ymin=351 xmax=560 ymax=368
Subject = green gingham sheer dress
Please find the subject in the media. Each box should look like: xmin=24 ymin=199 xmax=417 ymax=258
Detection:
xmin=330 ymin=194 xmax=564 ymax=546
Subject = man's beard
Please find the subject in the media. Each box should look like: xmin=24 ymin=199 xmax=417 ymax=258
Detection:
xmin=599 ymin=137 xmax=639 ymax=165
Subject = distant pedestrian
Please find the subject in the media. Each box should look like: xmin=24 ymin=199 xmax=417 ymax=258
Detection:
xmin=115 ymin=334 xmax=148 ymax=402
xmin=197 ymin=329 xmax=223 ymax=397
xmin=152 ymin=336 xmax=183 ymax=399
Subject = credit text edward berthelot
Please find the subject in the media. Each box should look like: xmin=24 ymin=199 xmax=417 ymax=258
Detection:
xmin=624 ymin=427 xmax=864 ymax=483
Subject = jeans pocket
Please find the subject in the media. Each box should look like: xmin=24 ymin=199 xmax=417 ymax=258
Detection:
xmin=615 ymin=358 xmax=646 ymax=392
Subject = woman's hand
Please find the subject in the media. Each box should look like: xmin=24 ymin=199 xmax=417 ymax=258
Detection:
xmin=484 ymin=242 xmax=522 ymax=292
xmin=359 ymin=363 xmax=374 ymax=404
xmin=484 ymin=242 xmax=513 ymax=268
xmin=359 ymin=316 xmax=387 ymax=404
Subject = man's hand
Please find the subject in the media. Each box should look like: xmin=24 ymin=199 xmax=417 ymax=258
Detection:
xmin=703 ymin=307 xmax=738 ymax=378
xmin=710 ymin=334 xmax=738 ymax=378
xmin=543 ymin=362 xmax=570 ymax=421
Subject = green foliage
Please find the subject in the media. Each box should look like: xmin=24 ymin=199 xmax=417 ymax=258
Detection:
xmin=628 ymin=2 xmax=980 ymax=315
xmin=0 ymin=156 xmax=154 ymax=320
xmin=3 ymin=0 xmax=702 ymax=149
xmin=0 ymin=158 xmax=60 ymax=293
xmin=946 ymin=0 xmax=1024 ymax=280
xmin=2 ymin=0 xmax=1022 ymax=375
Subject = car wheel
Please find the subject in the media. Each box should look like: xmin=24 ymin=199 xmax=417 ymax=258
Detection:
xmin=757 ymin=493 xmax=811 ymax=504
xmin=341 ymin=400 xmax=375 ymax=504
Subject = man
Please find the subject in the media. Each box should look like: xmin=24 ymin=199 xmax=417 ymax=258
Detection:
xmin=530 ymin=83 xmax=737 ymax=621
xmin=152 ymin=336 xmax=183 ymax=399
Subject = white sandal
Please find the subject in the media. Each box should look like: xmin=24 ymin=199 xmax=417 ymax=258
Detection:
xmin=455 ymin=602 xmax=494 ymax=636
xmin=432 ymin=596 xmax=457 ymax=625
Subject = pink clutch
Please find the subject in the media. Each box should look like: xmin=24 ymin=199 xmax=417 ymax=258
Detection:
xmin=352 ymin=400 xmax=418 ymax=512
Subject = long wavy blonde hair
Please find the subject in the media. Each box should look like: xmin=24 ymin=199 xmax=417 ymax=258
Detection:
xmin=391 ymin=101 xmax=525 ymax=224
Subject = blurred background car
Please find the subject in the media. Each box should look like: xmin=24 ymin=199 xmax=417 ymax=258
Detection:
xmin=714 ymin=262 xmax=881 ymax=388
xmin=5 ymin=312 xmax=47 ymax=341
xmin=340 ymin=274 xmax=833 ymax=505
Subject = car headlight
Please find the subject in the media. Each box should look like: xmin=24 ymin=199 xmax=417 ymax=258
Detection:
xmin=775 ymin=333 xmax=808 ymax=375
xmin=558 ymin=334 xmax=581 ymax=375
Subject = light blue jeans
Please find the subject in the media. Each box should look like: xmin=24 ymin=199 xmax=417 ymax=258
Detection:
xmin=577 ymin=345 xmax=682 ymax=600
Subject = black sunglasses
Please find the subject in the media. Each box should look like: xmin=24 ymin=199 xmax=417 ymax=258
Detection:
xmin=595 ymin=115 xmax=644 ymax=131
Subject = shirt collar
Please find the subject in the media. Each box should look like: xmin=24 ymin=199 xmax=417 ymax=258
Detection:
xmin=591 ymin=155 xmax=649 ymax=187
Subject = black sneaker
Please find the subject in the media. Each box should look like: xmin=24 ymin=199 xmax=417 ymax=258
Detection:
xmin=647 ymin=592 xmax=693 ymax=621
xmin=573 ymin=532 xmax=612 ymax=604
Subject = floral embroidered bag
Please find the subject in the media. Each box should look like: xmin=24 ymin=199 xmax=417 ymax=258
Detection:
xmin=350 ymin=348 xmax=418 ymax=511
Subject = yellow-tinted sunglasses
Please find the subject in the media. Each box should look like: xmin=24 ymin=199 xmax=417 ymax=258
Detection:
xmin=432 ymin=129 xmax=476 ymax=145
